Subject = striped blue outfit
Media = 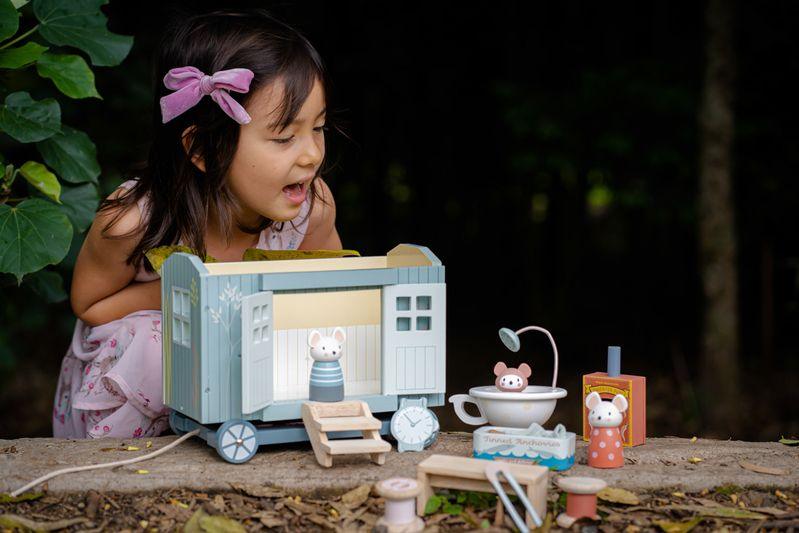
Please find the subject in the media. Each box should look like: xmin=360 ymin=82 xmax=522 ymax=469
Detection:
xmin=309 ymin=360 xmax=344 ymax=402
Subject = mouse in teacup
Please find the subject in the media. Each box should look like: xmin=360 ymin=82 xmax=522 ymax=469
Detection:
xmin=493 ymin=362 xmax=532 ymax=392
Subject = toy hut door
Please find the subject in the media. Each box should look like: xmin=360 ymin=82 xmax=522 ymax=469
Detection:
xmin=381 ymin=282 xmax=446 ymax=395
xmin=241 ymin=290 xmax=274 ymax=414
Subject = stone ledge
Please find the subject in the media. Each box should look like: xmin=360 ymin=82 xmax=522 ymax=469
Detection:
xmin=1 ymin=433 xmax=797 ymax=497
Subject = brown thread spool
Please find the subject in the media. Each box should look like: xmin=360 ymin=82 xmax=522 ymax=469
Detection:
xmin=555 ymin=476 xmax=607 ymax=529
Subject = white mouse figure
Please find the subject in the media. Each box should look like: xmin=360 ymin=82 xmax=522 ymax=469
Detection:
xmin=307 ymin=327 xmax=346 ymax=402
xmin=585 ymin=391 xmax=628 ymax=468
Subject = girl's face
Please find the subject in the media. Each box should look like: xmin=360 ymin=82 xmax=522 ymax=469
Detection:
xmin=228 ymin=76 xmax=326 ymax=224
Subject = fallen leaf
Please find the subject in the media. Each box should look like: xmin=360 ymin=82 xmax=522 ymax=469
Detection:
xmin=199 ymin=514 xmax=247 ymax=532
xmin=778 ymin=436 xmax=799 ymax=446
xmin=146 ymin=440 xmax=153 ymax=448
xmin=690 ymin=436 xmax=697 ymax=443
xmin=0 ymin=492 xmax=43 ymax=503
xmin=672 ymin=492 xmax=686 ymax=498
xmin=0 ymin=513 xmax=90 ymax=531
xmin=666 ymin=504 xmax=767 ymax=519
xmin=135 ymin=469 xmax=149 ymax=474
xmin=655 ymin=516 xmax=702 ymax=533
xmin=340 ymin=484 xmax=372 ymax=508
xmin=228 ymin=483 xmax=284 ymax=498
xmin=184 ymin=509 xmax=207 ymax=533
xmin=126 ymin=446 xmax=140 ymax=451
xmin=284 ymin=497 xmax=318 ymax=515
xmin=598 ymin=487 xmax=640 ymax=505
xmin=748 ymin=506 xmax=787 ymax=516
xmin=687 ymin=457 xmax=703 ymax=464
xmin=306 ymin=513 xmax=337 ymax=530
xmin=738 ymin=460 xmax=789 ymax=476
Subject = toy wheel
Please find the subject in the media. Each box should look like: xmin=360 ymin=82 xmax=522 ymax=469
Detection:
xmin=215 ymin=419 xmax=258 ymax=463
xmin=169 ymin=410 xmax=187 ymax=436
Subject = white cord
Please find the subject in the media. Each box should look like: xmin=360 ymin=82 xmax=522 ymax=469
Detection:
xmin=10 ymin=428 xmax=201 ymax=497
xmin=515 ymin=325 xmax=559 ymax=389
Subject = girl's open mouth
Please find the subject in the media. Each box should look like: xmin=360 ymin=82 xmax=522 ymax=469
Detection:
xmin=282 ymin=180 xmax=307 ymax=205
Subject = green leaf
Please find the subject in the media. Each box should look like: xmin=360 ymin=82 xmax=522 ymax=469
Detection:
xmin=23 ymin=268 xmax=67 ymax=302
xmin=0 ymin=491 xmax=44 ymax=503
xmin=423 ymin=494 xmax=445 ymax=515
xmin=442 ymin=502 xmax=463 ymax=515
xmin=145 ymin=245 xmax=218 ymax=276
xmin=32 ymin=0 xmax=133 ymax=67
xmin=0 ymin=0 xmax=19 ymax=41
xmin=655 ymin=516 xmax=703 ymax=533
xmin=36 ymin=52 xmax=100 ymax=99
xmin=11 ymin=0 xmax=29 ymax=8
xmin=56 ymin=180 xmax=98 ymax=233
xmin=779 ymin=436 xmax=799 ymax=446
xmin=0 ymin=198 xmax=73 ymax=285
xmin=198 ymin=514 xmax=247 ymax=533
xmin=36 ymin=124 xmax=99 ymax=184
xmin=0 ymin=41 xmax=48 ymax=69
xmin=19 ymin=160 xmax=59 ymax=202
xmin=0 ymin=91 xmax=60 ymax=142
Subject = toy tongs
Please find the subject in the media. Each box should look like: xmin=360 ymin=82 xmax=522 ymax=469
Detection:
xmin=484 ymin=462 xmax=543 ymax=532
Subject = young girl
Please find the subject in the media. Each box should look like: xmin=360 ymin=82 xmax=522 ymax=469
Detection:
xmin=52 ymin=8 xmax=343 ymax=439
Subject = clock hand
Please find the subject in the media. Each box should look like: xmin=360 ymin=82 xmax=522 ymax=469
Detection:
xmin=404 ymin=413 xmax=415 ymax=425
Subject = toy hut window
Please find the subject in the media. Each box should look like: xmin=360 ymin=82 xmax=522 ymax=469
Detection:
xmin=172 ymin=286 xmax=191 ymax=348
xmin=393 ymin=294 xmax=433 ymax=331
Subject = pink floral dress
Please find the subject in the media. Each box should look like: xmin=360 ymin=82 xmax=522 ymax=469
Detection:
xmin=52 ymin=178 xmax=312 ymax=439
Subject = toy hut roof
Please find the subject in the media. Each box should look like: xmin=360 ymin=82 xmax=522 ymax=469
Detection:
xmin=170 ymin=243 xmax=441 ymax=276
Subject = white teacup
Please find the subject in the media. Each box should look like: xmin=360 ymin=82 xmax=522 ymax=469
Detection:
xmin=449 ymin=385 xmax=568 ymax=428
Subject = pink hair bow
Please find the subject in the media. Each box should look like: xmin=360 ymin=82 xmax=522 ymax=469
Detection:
xmin=159 ymin=66 xmax=255 ymax=124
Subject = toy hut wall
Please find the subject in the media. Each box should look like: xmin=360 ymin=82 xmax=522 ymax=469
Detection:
xmin=160 ymin=252 xmax=206 ymax=422
xmin=161 ymin=244 xmax=446 ymax=426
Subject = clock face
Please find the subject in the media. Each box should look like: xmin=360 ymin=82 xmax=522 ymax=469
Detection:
xmin=392 ymin=406 xmax=437 ymax=445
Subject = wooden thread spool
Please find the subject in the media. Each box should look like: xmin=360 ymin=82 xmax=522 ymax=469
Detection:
xmin=374 ymin=477 xmax=425 ymax=533
xmin=555 ymin=476 xmax=607 ymax=529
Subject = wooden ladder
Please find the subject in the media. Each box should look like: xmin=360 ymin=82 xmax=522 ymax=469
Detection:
xmin=301 ymin=400 xmax=391 ymax=468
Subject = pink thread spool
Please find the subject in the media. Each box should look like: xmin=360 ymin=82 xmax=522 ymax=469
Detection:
xmin=375 ymin=477 xmax=425 ymax=532
xmin=555 ymin=476 xmax=607 ymax=529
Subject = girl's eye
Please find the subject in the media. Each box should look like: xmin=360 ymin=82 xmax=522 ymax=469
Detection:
xmin=274 ymin=125 xmax=328 ymax=145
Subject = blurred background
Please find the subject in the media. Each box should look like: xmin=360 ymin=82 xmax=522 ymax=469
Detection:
xmin=1 ymin=0 xmax=797 ymax=441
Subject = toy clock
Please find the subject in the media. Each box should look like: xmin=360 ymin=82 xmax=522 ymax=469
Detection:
xmin=390 ymin=397 xmax=440 ymax=452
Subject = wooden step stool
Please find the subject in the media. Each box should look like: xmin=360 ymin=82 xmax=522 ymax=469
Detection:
xmin=302 ymin=400 xmax=391 ymax=468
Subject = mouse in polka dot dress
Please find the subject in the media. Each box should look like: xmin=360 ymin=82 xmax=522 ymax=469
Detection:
xmin=585 ymin=391 xmax=628 ymax=468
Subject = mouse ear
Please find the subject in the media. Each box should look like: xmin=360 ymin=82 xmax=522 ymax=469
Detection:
xmin=518 ymin=363 xmax=532 ymax=378
xmin=308 ymin=329 xmax=321 ymax=348
xmin=493 ymin=362 xmax=508 ymax=377
xmin=333 ymin=326 xmax=346 ymax=343
xmin=612 ymin=394 xmax=629 ymax=413
xmin=585 ymin=391 xmax=601 ymax=409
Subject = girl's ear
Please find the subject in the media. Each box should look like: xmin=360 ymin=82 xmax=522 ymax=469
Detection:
xmin=182 ymin=125 xmax=206 ymax=173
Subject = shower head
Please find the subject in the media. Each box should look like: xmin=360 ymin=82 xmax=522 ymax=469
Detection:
xmin=498 ymin=327 xmax=521 ymax=352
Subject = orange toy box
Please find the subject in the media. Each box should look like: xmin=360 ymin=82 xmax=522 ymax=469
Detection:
xmin=581 ymin=346 xmax=646 ymax=447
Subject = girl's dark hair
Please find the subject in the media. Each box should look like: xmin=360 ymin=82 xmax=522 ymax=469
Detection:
xmin=98 ymin=8 xmax=344 ymax=274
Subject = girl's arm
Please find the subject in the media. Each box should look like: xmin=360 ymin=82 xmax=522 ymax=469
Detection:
xmin=80 ymin=279 xmax=161 ymax=327
xmin=71 ymin=187 xmax=153 ymax=325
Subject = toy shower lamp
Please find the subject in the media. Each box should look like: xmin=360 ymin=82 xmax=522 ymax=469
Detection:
xmin=449 ymin=325 xmax=567 ymax=428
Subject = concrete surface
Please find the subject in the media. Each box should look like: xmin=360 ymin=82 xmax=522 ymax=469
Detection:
xmin=2 ymin=433 xmax=797 ymax=497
